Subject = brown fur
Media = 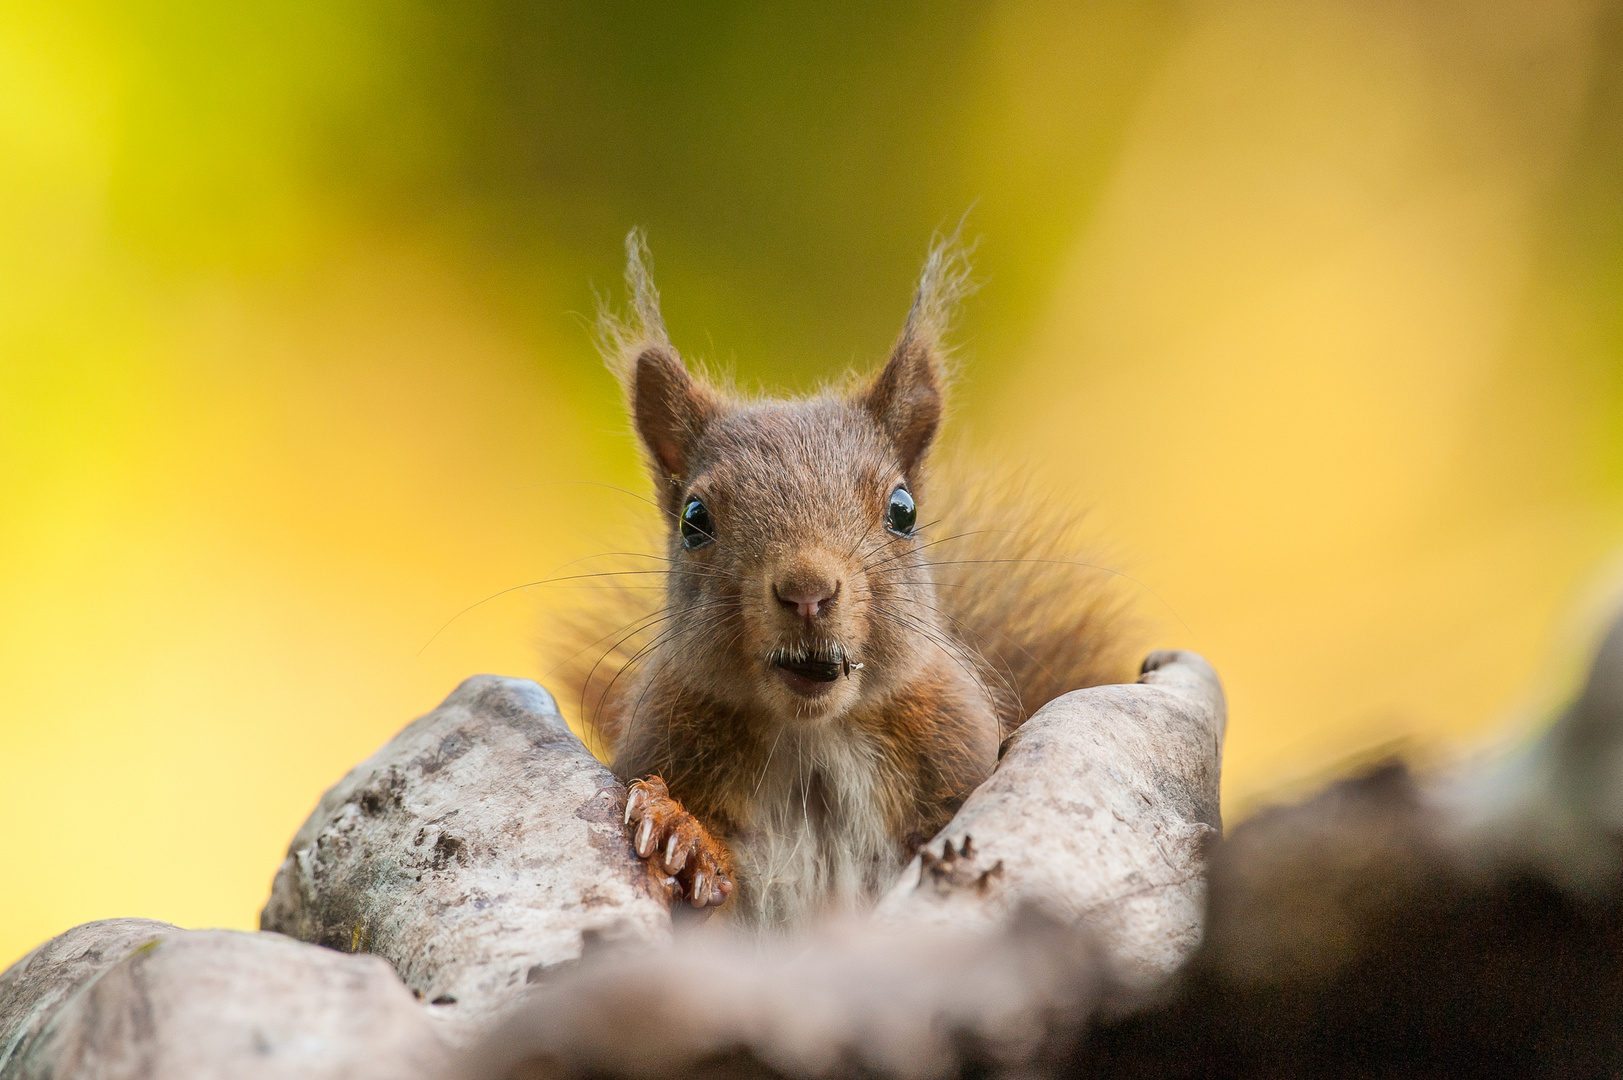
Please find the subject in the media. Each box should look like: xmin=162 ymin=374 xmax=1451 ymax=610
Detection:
xmin=549 ymin=230 xmax=1136 ymax=930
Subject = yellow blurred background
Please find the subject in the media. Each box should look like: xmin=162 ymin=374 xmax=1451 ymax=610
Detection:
xmin=6 ymin=0 xmax=1623 ymax=967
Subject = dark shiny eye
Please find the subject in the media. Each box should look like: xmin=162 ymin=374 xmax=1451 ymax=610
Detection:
xmin=886 ymin=486 xmax=916 ymax=536
xmin=680 ymin=496 xmax=715 ymax=550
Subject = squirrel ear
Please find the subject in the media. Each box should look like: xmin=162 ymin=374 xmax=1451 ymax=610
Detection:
xmin=599 ymin=230 xmax=722 ymax=505
xmin=860 ymin=232 xmax=970 ymax=476
xmin=630 ymin=345 xmax=720 ymax=491
xmin=860 ymin=334 xmax=944 ymax=478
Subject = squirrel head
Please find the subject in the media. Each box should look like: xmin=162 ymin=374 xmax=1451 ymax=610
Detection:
xmin=600 ymin=230 xmax=972 ymax=724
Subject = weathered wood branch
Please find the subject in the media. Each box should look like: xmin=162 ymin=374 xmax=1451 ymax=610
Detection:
xmin=465 ymin=651 xmax=1227 ymax=1079
xmin=877 ymin=649 xmax=1225 ymax=984
xmin=0 ymin=918 xmax=178 ymax=1074
xmin=260 ymin=675 xmax=671 ymax=1039
xmin=18 ymin=614 xmax=1623 ymax=1078
xmin=0 ymin=924 xmax=449 ymax=1079
xmin=3 ymin=653 xmax=1230 ymax=1079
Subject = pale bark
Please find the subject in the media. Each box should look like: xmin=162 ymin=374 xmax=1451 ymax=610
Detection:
xmin=0 ymin=918 xmax=178 ymax=1074
xmin=876 ymin=649 xmax=1225 ymax=984
xmin=261 ymin=675 xmax=672 ymax=1039
xmin=2 ymin=928 xmax=449 ymax=1080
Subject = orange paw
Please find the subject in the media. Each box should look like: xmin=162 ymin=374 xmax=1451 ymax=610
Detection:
xmin=624 ymin=776 xmax=734 ymax=909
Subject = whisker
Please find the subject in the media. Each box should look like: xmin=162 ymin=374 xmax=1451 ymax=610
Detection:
xmin=576 ymin=598 xmax=737 ymax=725
xmin=857 ymin=593 xmax=1038 ymax=717
xmin=844 ymin=516 xmax=943 ymax=564
xmin=583 ymin=596 xmax=735 ymax=686
xmin=551 ymin=596 xmax=726 ymax=684
xmin=899 ymin=557 xmax=1190 ymax=634
xmin=508 ymin=478 xmax=683 ymax=526
xmin=596 ymin=600 xmax=740 ymax=718
xmin=616 ymin=606 xmax=741 ymax=754
xmin=865 ymin=601 xmax=1013 ymax=713
xmin=553 ymin=549 xmax=743 ymax=581
xmin=418 ymin=566 xmax=741 ymax=657
xmin=861 ymin=528 xmax=994 ymax=575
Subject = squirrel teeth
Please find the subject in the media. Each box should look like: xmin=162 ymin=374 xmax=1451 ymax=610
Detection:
xmin=769 ymin=643 xmax=857 ymax=684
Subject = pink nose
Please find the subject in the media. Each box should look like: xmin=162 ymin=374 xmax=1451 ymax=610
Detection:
xmin=775 ymin=582 xmax=839 ymax=621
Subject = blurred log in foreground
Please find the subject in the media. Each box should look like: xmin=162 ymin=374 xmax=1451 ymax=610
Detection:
xmin=1097 ymin=611 xmax=1623 ymax=1078
xmin=471 ymin=617 xmax=1623 ymax=1080
xmin=0 ymin=919 xmax=179 ymax=1074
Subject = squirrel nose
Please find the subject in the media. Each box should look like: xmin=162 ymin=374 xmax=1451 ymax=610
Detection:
xmin=774 ymin=580 xmax=840 ymax=621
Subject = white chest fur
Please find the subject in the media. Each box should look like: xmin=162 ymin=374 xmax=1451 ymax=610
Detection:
xmin=729 ymin=723 xmax=904 ymax=931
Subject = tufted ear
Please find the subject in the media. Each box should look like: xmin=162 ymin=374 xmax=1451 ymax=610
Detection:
xmin=599 ymin=230 xmax=723 ymax=513
xmin=859 ymin=233 xmax=971 ymax=480
xmin=629 ymin=345 xmax=720 ymax=510
xmin=860 ymin=335 xmax=943 ymax=480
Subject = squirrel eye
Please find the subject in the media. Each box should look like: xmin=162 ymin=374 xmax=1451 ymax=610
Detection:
xmin=885 ymin=486 xmax=916 ymax=536
xmin=680 ymin=496 xmax=715 ymax=550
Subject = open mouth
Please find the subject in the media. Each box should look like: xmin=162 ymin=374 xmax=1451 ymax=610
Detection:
xmin=769 ymin=644 xmax=861 ymax=694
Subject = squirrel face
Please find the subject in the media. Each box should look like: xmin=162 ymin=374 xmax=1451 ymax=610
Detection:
xmin=657 ymin=394 xmax=935 ymax=722
xmin=598 ymin=232 xmax=966 ymax=737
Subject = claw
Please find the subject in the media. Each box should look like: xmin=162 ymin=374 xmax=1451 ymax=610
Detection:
xmin=690 ymin=872 xmax=709 ymax=908
xmin=664 ymin=833 xmax=688 ymax=872
xmin=635 ymin=816 xmax=656 ymax=858
xmin=624 ymin=786 xmax=649 ymax=824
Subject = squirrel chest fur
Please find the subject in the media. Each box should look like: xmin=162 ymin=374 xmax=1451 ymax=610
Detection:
xmin=565 ymin=233 xmax=1132 ymax=931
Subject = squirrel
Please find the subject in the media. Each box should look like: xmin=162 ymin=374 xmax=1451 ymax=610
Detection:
xmin=554 ymin=230 xmax=1136 ymax=931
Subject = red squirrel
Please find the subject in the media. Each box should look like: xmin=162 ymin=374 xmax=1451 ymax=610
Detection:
xmin=560 ymin=231 xmax=1134 ymax=930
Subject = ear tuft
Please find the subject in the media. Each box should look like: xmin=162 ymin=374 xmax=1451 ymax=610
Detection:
xmin=860 ymin=229 xmax=976 ymax=477
xmin=598 ymin=231 xmax=720 ymax=507
xmin=597 ymin=228 xmax=671 ymax=383
xmin=902 ymin=224 xmax=977 ymax=351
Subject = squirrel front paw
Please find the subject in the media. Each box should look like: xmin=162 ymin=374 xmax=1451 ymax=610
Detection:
xmin=624 ymin=776 xmax=734 ymax=909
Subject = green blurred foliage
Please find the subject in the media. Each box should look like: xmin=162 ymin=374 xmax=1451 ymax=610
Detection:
xmin=71 ymin=1 xmax=1183 ymax=391
xmin=1551 ymin=4 xmax=1623 ymax=482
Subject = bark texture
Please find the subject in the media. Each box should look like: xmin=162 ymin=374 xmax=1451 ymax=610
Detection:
xmin=2 ymin=928 xmax=449 ymax=1080
xmin=875 ymin=648 xmax=1224 ymax=984
xmin=0 ymin=918 xmax=177 ymax=1074
xmin=260 ymin=675 xmax=672 ymax=1038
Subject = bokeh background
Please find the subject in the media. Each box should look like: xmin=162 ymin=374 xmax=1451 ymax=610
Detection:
xmin=6 ymin=0 xmax=1623 ymax=968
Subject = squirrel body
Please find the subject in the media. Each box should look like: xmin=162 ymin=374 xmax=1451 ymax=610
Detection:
xmin=565 ymin=233 xmax=1133 ymax=930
